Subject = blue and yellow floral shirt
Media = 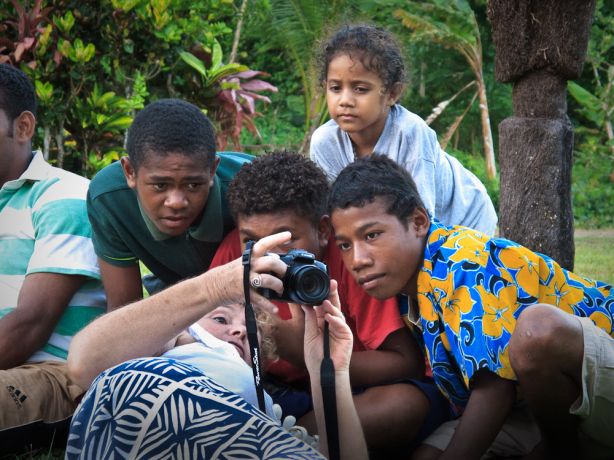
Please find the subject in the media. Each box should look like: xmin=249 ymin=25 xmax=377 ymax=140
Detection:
xmin=416 ymin=221 xmax=613 ymax=408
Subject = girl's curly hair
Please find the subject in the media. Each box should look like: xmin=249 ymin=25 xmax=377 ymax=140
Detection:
xmin=317 ymin=23 xmax=407 ymax=91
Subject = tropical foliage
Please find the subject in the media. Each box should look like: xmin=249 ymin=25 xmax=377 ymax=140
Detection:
xmin=0 ymin=0 xmax=611 ymax=227
xmin=395 ymin=0 xmax=496 ymax=179
xmin=263 ymin=0 xmax=359 ymax=153
xmin=0 ymin=0 xmax=275 ymax=175
xmin=567 ymin=0 xmax=614 ymax=228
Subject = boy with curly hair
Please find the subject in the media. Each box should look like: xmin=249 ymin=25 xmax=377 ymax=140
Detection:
xmin=209 ymin=150 xmax=452 ymax=456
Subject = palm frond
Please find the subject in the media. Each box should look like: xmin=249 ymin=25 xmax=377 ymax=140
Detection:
xmin=425 ymin=80 xmax=476 ymax=125
xmin=439 ymin=89 xmax=477 ymax=150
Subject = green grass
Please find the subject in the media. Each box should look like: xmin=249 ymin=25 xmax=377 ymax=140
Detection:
xmin=574 ymin=229 xmax=614 ymax=285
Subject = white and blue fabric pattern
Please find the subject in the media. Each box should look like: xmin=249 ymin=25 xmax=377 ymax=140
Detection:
xmin=66 ymin=357 xmax=324 ymax=459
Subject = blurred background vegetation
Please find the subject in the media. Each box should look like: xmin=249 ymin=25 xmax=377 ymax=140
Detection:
xmin=1 ymin=0 xmax=612 ymax=228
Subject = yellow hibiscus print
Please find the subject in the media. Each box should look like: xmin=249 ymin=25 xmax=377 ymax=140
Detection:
xmin=477 ymin=284 xmax=519 ymax=339
xmin=498 ymin=247 xmax=540 ymax=297
xmin=447 ymin=233 xmax=490 ymax=267
xmin=543 ymin=268 xmax=585 ymax=314
xmin=589 ymin=311 xmax=613 ymax=333
xmin=417 ymin=220 xmax=613 ymax=409
xmin=437 ymin=284 xmax=475 ymax=336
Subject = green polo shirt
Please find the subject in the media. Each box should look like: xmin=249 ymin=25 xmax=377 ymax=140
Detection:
xmin=87 ymin=152 xmax=252 ymax=285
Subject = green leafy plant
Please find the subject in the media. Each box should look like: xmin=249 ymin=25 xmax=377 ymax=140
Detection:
xmin=267 ymin=0 xmax=357 ymax=153
xmin=73 ymin=79 xmax=147 ymax=175
xmin=179 ymin=43 xmax=278 ymax=150
xmin=0 ymin=0 xmax=52 ymax=67
xmin=215 ymin=70 xmax=278 ymax=150
xmin=0 ymin=0 xmax=239 ymax=175
xmin=567 ymin=0 xmax=614 ymax=228
xmin=179 ymin=42 xmax=248 ymax=90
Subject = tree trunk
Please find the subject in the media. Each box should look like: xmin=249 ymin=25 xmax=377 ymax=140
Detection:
xmin=476 ymin=72 xmax=497 ymax=179
xmin=55 ymin=131 xmax=65 ymax=169
xmin=488 ymin=0 xmax=596 ymax=270
xmin=43 ymin=125 xmax=51 ymax=161
xmin=229 ymin=0 xmax=248 ymax=64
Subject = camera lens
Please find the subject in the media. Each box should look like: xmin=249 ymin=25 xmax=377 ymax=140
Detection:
xmin=290 ymin=265 xmax=330 ymax=305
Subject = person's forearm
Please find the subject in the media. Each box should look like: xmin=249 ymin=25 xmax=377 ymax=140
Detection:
xmin=311 ymin=371 xmax=368 ymax=460
xmin=0 ymin=310 xmax=51 ymax=369
xmin=99 ymin=260 xmax=143 ymax=312
xmin=1 ymin=273 xmax=84 ymax=369
xmin=68 ymin=263 xmax=239 ymax=389
xmin=349 ymin=349 xmax=423 ymax=386
xmin=441 ymin=370 xmax=516 ymax=460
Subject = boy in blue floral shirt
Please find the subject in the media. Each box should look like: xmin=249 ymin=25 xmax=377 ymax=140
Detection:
xmin=328 ymin=155 xmax=613 ymax=460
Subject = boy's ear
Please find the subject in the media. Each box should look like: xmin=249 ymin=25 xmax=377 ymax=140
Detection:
xmin=387 ymin=83 xmax=404 ymax=106
xmin=317 ymin=215 xmax=332 ymax=247
xmin=410 ymin=207 xmax=430 ymax=237
xmin=120 ymin=157 xmax=137 ymax=189
xmin=14 ymin=111 xmax=36 ymax=143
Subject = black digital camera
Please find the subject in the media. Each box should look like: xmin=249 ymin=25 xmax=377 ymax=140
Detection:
xmin=259 ymin=249 xmax=330 ymax=305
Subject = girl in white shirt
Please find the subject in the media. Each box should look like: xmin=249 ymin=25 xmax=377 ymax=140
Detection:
xmin=310 ymin=24 xmax=497 ymax=235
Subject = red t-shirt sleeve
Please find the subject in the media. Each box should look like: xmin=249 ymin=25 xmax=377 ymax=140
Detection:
xmin=326 ymin=242 xmax=405 ymax=351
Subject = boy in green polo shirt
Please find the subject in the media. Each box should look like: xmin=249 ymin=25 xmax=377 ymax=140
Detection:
xmin=87 ymin=99 xmax=251 ymax=310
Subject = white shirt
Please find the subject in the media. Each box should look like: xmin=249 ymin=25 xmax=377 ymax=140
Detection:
xmin=310 ymin=105 xmax=498 ymax=235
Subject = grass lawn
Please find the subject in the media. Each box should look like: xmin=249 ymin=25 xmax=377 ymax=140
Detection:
xmin=574 ymin=229 xmax=614 ymax=285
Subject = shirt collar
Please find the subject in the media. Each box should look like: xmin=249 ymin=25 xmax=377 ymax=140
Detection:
xmin=399 ymin=294 xmax=422 ymax=330
xmin=2 ymin=151 xmax=48 ymax=190
xmin=139 ymin=174 xmax=224 ymax=242
xmin=422 ymin=219 xmax=450 ymax=262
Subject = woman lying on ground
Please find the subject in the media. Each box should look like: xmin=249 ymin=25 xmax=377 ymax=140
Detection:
xmin=66 ymin=232 xmax=367 ymax=460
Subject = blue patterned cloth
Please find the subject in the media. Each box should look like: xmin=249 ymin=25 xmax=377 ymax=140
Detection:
xmin=417 ymin=221 xmax=614 ymax=410
xmin=66 ymin=357 xmax=324 ymax=459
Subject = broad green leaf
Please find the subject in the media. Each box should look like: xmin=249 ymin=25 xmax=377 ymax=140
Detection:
xmin=179 ymin=51 xmax=208 ymax=78
xmin=208 ymin=63 xmax=249 ymax=84
xmin=211 ymin=40 xmax=223 ymax=71
xmin=104 ymin=115 xmax=133 ymax=130
xmin=35 ymin=80 xmax=54 ymax=104
xmin=95 ymin=92 xmax=118 ymax=107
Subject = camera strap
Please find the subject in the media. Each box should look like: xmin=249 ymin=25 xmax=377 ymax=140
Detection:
xmin=321 ymin=321 xmax=340 ymax=460
xmin=242 ymin=240 xmax=266 ymax=412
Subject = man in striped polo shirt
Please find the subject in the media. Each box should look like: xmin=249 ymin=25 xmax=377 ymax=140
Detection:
xmin=0 ymin=64 xmax=106 ymax=449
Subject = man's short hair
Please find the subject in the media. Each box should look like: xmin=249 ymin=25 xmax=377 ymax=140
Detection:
xmin=126 ymin=99 xmax=217 ymax=171
xmin=227 ymin=150 xmax=329 ymax=226
xmin=328 ymin=155 xmax=425 ymax=226
xmin=0 ymin=64 xmax=37 ymax=121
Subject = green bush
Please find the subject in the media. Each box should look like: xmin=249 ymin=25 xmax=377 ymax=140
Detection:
xmin=572 ymin=142 xmax=614 ymax=228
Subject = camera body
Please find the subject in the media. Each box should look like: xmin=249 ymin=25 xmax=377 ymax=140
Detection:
xmin=259 ymin=249 xmax=330 ymax=305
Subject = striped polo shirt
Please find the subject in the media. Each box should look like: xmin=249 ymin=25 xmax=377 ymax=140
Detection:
xmin=0 ymin=151 xmax=106 ymax=362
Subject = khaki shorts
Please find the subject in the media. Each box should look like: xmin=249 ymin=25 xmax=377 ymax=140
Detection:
xmin=570 ymin=316 xmax=614 ymax=458
xmin=422 ymin=402 xmax=541 ymax=458
xmin=0 ymin=361 xmax=84 ymax=430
